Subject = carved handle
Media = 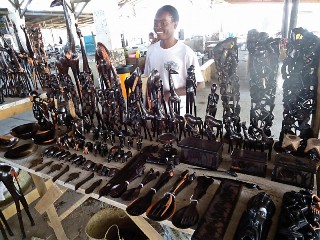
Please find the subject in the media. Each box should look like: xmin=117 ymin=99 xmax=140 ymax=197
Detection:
xmin=151 ymin=168 xmax=174 ymax=192
xmin=140 ymin=168 xmax=159 ymax=186
xmin=125 ymin=165 xmax=145 ymax=183
xmin=169 ymin=170 xmax=189 ymax=196
xmin=74 ymin=172 xmax=94 ymax=190
xmin=52 ymin=165 xmax=70 ymax=182
xmin=85 ymin=179 xmax=103 ymax=194
xmin=35 ymin=161 xmax=53 ymax=172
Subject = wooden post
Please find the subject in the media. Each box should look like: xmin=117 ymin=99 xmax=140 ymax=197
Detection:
xmin=31 ymin=175 xmax=68 ymax=240
xmin=288 ymin=0 xmax=300 ymax=36
xmin=281 ymin=0 xmax=290 ymax=39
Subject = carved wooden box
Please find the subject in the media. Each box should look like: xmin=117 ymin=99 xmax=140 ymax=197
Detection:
xmin=178 ymin=137 xmax=223 ymax=170
xmin=272 ymin=153 xmax=317 ymax=189
xmin=230 ymin=148 xmax=267 ymax=177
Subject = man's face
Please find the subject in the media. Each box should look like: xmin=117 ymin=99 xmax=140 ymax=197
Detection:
xmin=154 ymin=12 xmax=177 ymax=41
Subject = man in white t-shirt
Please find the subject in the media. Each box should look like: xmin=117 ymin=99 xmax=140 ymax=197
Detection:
xmin=144 ymin=5 xmax=205 ymax=105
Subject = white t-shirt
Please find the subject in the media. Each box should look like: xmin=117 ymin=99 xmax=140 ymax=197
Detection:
xmin=144 ymin=40 xmax=204 ymax=92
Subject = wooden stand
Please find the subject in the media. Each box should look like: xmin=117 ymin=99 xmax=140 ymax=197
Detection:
xmin=0 ymin=139 xmax=315 ymax=240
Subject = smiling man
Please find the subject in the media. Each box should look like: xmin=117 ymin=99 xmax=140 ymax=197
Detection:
xmin=144 ymin=5 xmax=205 ymax=101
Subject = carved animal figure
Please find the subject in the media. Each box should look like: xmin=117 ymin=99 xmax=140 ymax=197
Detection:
xmin=184 ymin=113 xmax=203 ymax=138
xmin=167 ymin=66 xmax=181 ymax=115
xmin=224 ymin=117 xmax=242 ymax=153
xmin=241 ymin=122 xmax=257 ymax=151
xmin=0 ymin=165 xmax=34 ymax=239
xmin=204 ymin=115 xmax=223 ymax=141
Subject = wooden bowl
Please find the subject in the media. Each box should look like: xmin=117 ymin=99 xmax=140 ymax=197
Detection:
xmin=0 ymin=136 xmax=19 ymax=150
xmin=10 ymin=123 xmax=40 ymax=140
xmin=4 ymin=143 xmax=38 ymax=159
xmin=33 ymin=128 xmax=56 ymax=144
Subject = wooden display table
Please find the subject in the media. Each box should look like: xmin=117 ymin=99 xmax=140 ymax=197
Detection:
xmin=0 ymin=139 xmax=312 ymax=240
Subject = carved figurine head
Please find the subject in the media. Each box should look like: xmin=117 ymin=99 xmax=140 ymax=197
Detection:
xmin=211 ymin=83 xmax=217 ymax=94
xmin=57 ymin=104 xmax=68 ymax=126
xmin=30 ymin=91 xmax=43 ymax=120
xmin=187 ymin=65 xmax=195 ymax=74
xmin=63 ymin=46 xmax=72 ymax=60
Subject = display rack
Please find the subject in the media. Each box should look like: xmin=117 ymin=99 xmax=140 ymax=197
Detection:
xmin=0 ymin=138 xmax=311 ymax=240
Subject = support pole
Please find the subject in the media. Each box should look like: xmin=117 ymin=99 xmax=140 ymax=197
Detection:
xmin=288 ymin=0 xmax=300 ymax=37
xmin=281 ymin=0 xmax=290 ymax=39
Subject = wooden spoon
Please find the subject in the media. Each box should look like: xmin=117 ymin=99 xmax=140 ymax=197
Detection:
xmin=146 ymin=170 xmax=195 ymax=221
xmin=121 ymin=168 xmax=159 ymax=201
xmin=109 ymin=165 xmax=145 ymax=198
xmin=126 ymin=166 xmax=174 ymax=216
xmin=172 ymin=176 xmax=214 ymax=228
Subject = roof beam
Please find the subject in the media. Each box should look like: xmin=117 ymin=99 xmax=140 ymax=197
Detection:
xmin=7 ymin=0 xmax=16 ymax=8
xmin=14 ymin=0 xmax=21 ymax=17
xmin=70 ymin=0 xmax=90 ymax=3
xmin=25 ymin=10 xmax=92 ymax=18
xmin=65 ymin=1 xmax=73 ymax=13
xmin=75 ymin=2 xmax=88 ymax=19
xmin=20 ymin=0 xmax=32 ymax=17
xmin=19 ymin=0 xmax=25 ymax=7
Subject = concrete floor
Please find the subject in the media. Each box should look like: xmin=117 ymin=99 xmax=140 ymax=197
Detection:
xmin=0 ymin=48 xmax=285 ymax=239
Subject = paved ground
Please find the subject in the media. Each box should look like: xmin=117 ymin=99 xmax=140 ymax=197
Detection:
xmin=0 ymin=48 xmax=285 ymax=239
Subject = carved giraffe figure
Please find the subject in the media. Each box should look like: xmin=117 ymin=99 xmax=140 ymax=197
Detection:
xmin=76 ymin=24 xmax=96 ymax=129
xmin=50 ymin=0 xmax=75 ymax=53
xmin=167 ymin=66 xmax=181 ymax=115
xmin=20 ymin=25 xmax=37 ymax=89
xmin=95 ymin=42 xmax=113 ymax=90
xmin=50 ymin=0 xmax=82 ymax=108
xmin=0 ymin=165 xmax=34 ymax=239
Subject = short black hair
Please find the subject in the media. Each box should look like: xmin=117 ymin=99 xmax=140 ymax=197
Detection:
xmin=156 ymin=5 xmax=179 ymax=22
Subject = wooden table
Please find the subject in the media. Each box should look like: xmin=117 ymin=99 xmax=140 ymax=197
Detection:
xmin=0 ymin=138 xmax=309 ymax=240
